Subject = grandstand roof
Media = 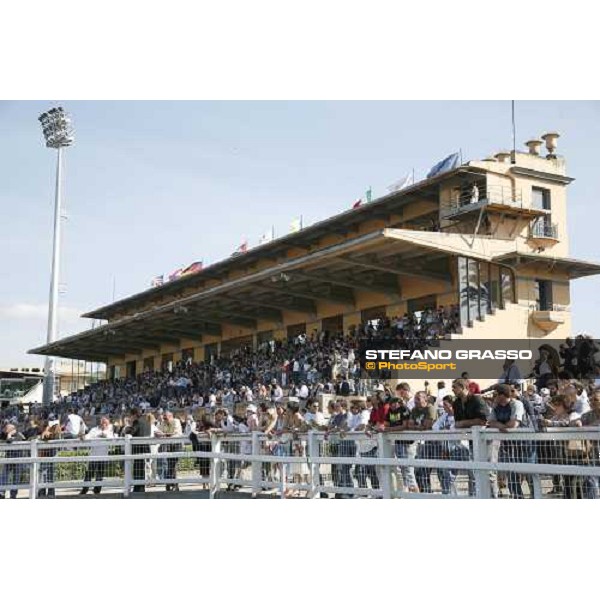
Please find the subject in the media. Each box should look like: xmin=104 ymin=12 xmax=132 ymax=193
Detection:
xmin=493 ymin=252 xmax=600 ymax=279
xmin=30 ymin=226 xmax=488 ymax=361
xmin=82 ymin=164 xmax=486 ymax=321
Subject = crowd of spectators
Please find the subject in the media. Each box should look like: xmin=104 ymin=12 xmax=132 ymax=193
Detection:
xmin=1 ymin=318 xmax=599 ymax=499
xmin=1 ymin=306 xmax=461 ymax=427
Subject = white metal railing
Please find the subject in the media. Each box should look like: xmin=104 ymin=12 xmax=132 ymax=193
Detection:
xmin=530 ymin=220 xmax=558 ymax=239
xmin=442 ymin=185 xmax=525 ymax=216
xmin=1 ymin=428 xmax=598 ymax=499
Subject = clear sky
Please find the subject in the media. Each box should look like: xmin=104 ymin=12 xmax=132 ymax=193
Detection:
xmin=2 ymin=100 xmax=599 ymax=367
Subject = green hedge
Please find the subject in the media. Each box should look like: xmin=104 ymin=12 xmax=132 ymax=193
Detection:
xmin=53 ymin=444 xmax=198 ymax=482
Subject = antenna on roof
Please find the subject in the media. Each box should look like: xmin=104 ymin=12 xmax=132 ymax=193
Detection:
xmin=511 ymin=101 xmax=517 ymax=164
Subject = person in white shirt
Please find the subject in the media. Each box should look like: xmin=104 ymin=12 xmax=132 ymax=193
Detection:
xmin=64 ymin=408 xmax=87 ymax=439
xmin=564 ymin=383 xmax=590 ymax=415
xmin=184 ymin=414 xmax=197 ymax=436
xmin=271 ymin=383 xmax=284 ymax=401
xmin=80 ymin=416 xmax=116 ymax=495
xmin=426 ymin=396 xmax=462 ymax=495
xmin=304 ymin=400 xmax=325 ymax=428
xmin=298 ymin=383 xmax=309 ymax=399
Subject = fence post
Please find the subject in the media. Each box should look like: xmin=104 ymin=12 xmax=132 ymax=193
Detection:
xmin=251 ymin=431 xmax=261 ymax=498
xmin=531 ymin=473 xmax=543 ymax=499
xmin=378 ymin=433 xmax=394 ymax=499
xmin=29 ymin=439 xmax=38 ymax=500
xmin=280 ymin=462 xmax=288 ymax=499
xmin=209 ymin=433 xmax=221 ymax=499
xmin=307 ymin=431 xmax=319 ymax=499
xmin=472 ymin=427 xmax=491 ymax=499
xmin=123 ymin=436 xmax=132 ymax=498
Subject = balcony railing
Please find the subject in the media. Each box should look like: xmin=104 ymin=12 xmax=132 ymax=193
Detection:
xmin=530 ymin=221 xmax=558 ymax=240
xmin=441 ymin=185 xmax=525 ymax=218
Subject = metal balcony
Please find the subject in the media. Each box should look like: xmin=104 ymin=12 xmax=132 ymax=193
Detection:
xmin=529 ymin=221 xmax=559 ymax=240
xmin=441 ymin=185 xmax=544 ymax=220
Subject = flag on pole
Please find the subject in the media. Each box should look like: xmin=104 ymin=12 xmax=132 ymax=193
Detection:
xmin=387 ymin=172 xmax=415 ymax=193
xmin=365 ymin=187 xmax=372 ymax=203
xmin=427 ymin=152 xmax=460 ymax=178
xmin=181 ymin=261 xmax=203 ymax=277
xmin=352 ymin=199 xmax=362 ymax=209
xmin=151 ymin=275 xmax=164 ymax=287
xmin=168 ymin=268 xmax=183 ymax=282
xmin=232 ymin=238 xmax=248 ymax=255
xmin=290 ymin=216 xmax=303 ymax=233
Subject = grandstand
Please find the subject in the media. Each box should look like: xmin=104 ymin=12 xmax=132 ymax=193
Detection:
xmin=29 ymin=133 xmax=600 ymax=379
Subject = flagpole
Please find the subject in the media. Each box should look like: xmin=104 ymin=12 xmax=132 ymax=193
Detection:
xmin=272 ymin=225 xmax=275 ymax=240
xmin=300 ymin=215 xmax=303 ymax=230
xmin=511 ymin=100 xmax=516 ymax=164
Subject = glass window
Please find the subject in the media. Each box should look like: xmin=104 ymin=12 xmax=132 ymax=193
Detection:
xmin=535 ymin=279 xmax=553 ymax=311
xmin=468 ymin=259 xmax=481 ymax=321
xmin=458 ymin=256 xmax=470 ymax=326
xmin=480 ymin=262 xmax=491 ymax=315
xmin=501 ymin=268 xmax=514 ymax=306
xmin=532 ymin=187 xmax=551 ymax=210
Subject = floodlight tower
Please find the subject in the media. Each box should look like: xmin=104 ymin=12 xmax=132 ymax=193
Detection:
xmin=38 ymin=106 xmax=75 ymax=405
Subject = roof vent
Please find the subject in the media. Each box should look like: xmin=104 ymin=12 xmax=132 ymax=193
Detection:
xmin=495 ymin=151 xmax=511 ymax=163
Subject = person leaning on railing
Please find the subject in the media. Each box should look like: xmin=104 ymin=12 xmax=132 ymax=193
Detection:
xmin=486 ymin=384 xmax=531 ymax=499
xmin=326 ymin=400 xmax=354 ymax=498
xmin=155 ymin=410 xmax=183 ymax=492
xmin=450 ymin=379 xmax=490 ymax=496
xmin=539 ymin=395 xmax=582 ymax=498
xmin=407 ymin=391 xmax=437 ymax=494
xmin=384 ymin=394 xmax=418 ymax=493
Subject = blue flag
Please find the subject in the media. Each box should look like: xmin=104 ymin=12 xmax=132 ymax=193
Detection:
xmin=427 ymin=152 xmax=460 ymax=178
